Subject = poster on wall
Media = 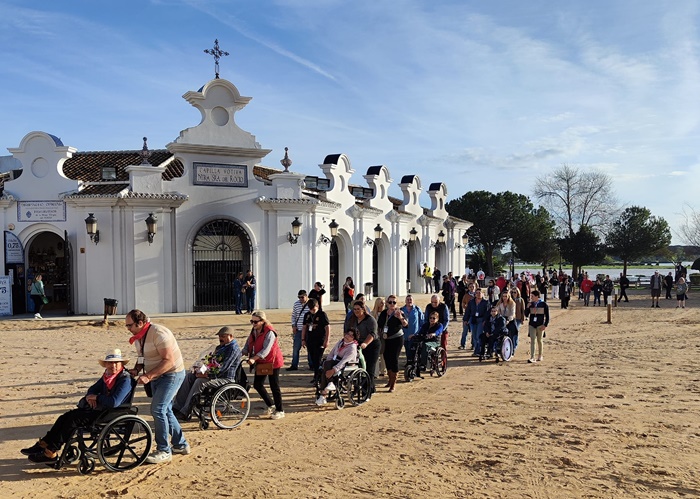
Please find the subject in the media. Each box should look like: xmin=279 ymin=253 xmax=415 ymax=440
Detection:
xmin=5 ymin=231 xmax=24 ymax=264
xmin=0 ymin=275 xmax=13 ymax=316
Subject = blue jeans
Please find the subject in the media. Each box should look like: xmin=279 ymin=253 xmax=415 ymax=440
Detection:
xmin=150 ymin=370 xmax=187 ymax=453
xmin=235 ymin=292 xmax=243 ymax=314
xmin=460 ymin=322 xmax=470 ymax=348
xmin=246 ymin=291 xmax=255 ymax=312
xmin=291 ymin=329 xmax=302 ymax=368
xmin=471 ymin=322 xmax=484 ymax=355
xmin=512 ymin=319 xmax=522 ymax=352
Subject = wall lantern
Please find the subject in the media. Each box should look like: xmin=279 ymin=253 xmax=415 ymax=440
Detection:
xmin=85 ymin=213 xmax=99 ymax=244
xmin=374 ymin=224 xmax=383 ymax=240
xmin=409 ymin=227 xmax=418 ymax=242
xmin=462 ymin=231 xmax=469 ymax=246
xmin=145 ymin=213 xmax=158 ymax=244
xmin=288 ymin=217 xmax=302 ymax=244
xmin=329 ymin=219 xmax=339 ymax=238
xmin=437 ymin=230 xmax=446 ymax=244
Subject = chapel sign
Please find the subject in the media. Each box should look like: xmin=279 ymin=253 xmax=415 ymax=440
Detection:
xmin=193 ymin=162 xmax=248 ymax=187
xmin=17 ymin=201 xmax=67 ymax=222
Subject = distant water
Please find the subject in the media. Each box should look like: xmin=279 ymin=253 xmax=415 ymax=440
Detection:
xmin=515 ymin=264 xmax=697 ymax=278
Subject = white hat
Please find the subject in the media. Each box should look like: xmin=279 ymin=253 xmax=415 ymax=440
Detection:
xmin=98 ymin=348 xmax=130 ymax=367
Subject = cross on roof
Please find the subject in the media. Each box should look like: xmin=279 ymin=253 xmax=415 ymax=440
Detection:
xmin=204 ymin=39 xmax=229 ymax=79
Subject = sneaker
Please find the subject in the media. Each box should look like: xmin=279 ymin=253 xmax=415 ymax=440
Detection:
xmin=458 ymin=346 xmax=465 ymax=350
xmin=145 ymin=450 xmax=172 ymax=464
xmin=537 ymin=356 xmax=543 ymax=362
xmin=21 ymin=440 xmax=47 ymax=456
xmin=260 ymin=406 xmax=274 ymax=416
xmin=270 ymin=411 xmax=285 ymax=420
xmin=28 ymin=450 xmax=57 ymax=463
xmin=34 ymin=313 xmax=42 ymax=319
xmin=315 ymin=396 xmax=327 ymax=406
xmin=324 ymin=382 xmax=336 ymax=392
xmin=171 ymin=444 xmax=191 ymax=455
xmin=286 ymin=366 xmax=298 ymax=371
xmin=528 ymin=358 xmax=536 ymax=363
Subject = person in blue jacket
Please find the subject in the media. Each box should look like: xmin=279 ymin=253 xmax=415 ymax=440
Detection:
xmin=21 ymin=349 xmax=133 ymax=463
xmin=464 ymin=289 xmax=489 ymax=356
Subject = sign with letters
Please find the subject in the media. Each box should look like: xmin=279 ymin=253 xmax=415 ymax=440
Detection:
xmin=18 ymin=201 xmax=67 ymax=222
xmin=0 ymin=275 xmax=12 ymax=316
xmin=193 ymin=162 xmax=248 ymax=187
xmin=4 ymin=231 xmax=23 ymax=264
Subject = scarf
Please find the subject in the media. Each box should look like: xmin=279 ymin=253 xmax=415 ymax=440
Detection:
xmin=129 ymin=322 xmax=151 ymax=345
xmin=103 ymin=367 xmax=123 ymax=391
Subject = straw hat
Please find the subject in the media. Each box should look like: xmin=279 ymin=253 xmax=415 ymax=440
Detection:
xmin=98 ymin=348 xmax=130 ymax=367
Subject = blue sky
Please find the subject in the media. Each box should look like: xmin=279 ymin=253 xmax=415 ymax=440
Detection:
xmin=0 ymin=0 xmax=697 ymax=244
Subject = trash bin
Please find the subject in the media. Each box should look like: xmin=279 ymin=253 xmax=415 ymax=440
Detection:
xmin=103 ymin=298 xmax=118 ymax=316
xmin=364 ymin=282 xmax=373 ymax=300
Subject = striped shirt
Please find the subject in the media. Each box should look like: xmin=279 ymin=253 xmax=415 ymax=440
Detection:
xmin=291 ymin=299 xmax=309 ymax=330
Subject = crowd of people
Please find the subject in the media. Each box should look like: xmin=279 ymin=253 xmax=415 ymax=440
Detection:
xmin=21 ymin=264 xmax=691 ymax=469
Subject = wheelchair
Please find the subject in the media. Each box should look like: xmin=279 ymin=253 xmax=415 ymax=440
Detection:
xmin=191 ymin=365 xmax=251 ymax=430
xmin=49 ymin=378 xmax=153 ymax=474
xmin=404 ymin=336 xmax=447 ymax=382
xmin=480 ymin=332 xmax=513 ymax=363
xmin=314 ymin=352 xmax=372 ymax=410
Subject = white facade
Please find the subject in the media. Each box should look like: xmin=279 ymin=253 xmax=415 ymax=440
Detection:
xmin=1 ymin=77 xmax=471 ymax=315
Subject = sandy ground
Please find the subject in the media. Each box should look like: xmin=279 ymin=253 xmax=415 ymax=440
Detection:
xmin=1 ymin=291 xmax=699 ymax=498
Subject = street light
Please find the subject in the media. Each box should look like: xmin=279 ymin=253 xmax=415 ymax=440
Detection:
xmin=288 ymin=217 xmax=302 ymax=244
xmin=374 ymin=224 xmax=383 ymax=240
xmin=409 ymin=227 xmax=418 ymax=242
xmin=145 ymin=213 xmax=157 ymax=244
xmin=85 ymin=213 xmax=99 ymax=244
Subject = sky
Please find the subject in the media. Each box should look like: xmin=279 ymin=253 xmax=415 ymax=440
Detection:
xmin=0 ymin=0 xmax=698 ymax=244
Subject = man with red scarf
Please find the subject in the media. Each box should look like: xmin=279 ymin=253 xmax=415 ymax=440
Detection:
xmin=21 ymin=349 xmax=133 ymax=463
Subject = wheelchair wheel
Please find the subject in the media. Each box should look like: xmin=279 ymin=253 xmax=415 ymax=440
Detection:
xmin=500 ymin=336 xmax=513 ymax=362
xmin=434 ymin=347 xmax=447 ymax=377
xmin=210 ymin=384 xmax=251 ymax=429
xmin=347 ymin=369 xmax=372 ymax=406
xmin=97 ymin=415 xmax=153 ymax=472
xmin=65 ymin=445 xmax=80 ymax=464
xmin=78 ymin=457 xmax=95 ymax=475
xmin=335 ymin=396 xmax=345 ymax=410
xmin=404 ymin=363 xmax=416 ymax=382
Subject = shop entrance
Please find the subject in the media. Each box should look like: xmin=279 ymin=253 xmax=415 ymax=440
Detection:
xmin=26 ymin=231 xmax=70 ymax=314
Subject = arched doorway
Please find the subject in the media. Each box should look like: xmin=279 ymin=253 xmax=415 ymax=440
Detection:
xmin=26 ymin=231 xmax=69 ymax=314
xmin=192 ymin=219 xmax=252 ymax=312
xmin=330 ymin=240 xmax=339 ymax=302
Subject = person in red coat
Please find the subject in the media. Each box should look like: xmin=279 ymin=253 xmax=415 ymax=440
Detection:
xmin=243 ymin=310 xmax=285 ymax=420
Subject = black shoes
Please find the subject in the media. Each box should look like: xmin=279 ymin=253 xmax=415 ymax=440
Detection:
xmin=28 ymin=451 xmax=57 ymax=463
xmin=21 ymin=441 xmax=46 ymax=456
xmin=286 ymin=366 xmax=298 ymax=371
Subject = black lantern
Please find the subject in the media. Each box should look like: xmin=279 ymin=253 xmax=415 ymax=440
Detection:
xmin=288 ymin=217 xmax=302 ymax=244
xmin=329 ymin=219 xmax=339 ymax=238
xmin=145 ymin=213 xmax=158 ymax=244
xmin=437 ymin=230 xmax=445 ymax=244
xmin=374 ymin=224 xmax=383 ymax=240
xmin=85 ymin=213 xmax=99 ymax=244
xmin=409 ymin=227 xmax=418 ymax=242
xmin=462 ymin=231 xmax=468 ymax=246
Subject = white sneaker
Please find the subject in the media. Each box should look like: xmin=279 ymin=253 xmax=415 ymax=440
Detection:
xmin=145 ymin=450 xmax=172 ymax=464
xmin=315 ymin=396 xmax=327 ymax=406
xmin=270 ymin=411 xmax=285 ymax=420
xmin=324 ymin=382 xmax=336 ymax=392
xmin=34 ymin=313 xmax=42 ymax=319
xmin=261 ymin=406 xmax=274 ymax=416
xmin=537 ymin=355 xmax=543 ymax=362
xmin=171 ymin=443 xmax=191 ymax=455
xmin=528 ymin=358 xmax=536 ymax=363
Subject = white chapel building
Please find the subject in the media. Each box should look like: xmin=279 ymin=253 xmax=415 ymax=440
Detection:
xmin=0 ymin=76 xmax=471 ymax=315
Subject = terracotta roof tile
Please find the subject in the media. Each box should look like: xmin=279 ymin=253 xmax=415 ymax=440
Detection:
xmin=62 ymin=150 xmax=184 ymax=182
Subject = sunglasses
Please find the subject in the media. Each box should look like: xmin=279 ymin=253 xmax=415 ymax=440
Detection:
xmin=387 ymin=301 xmax=396 ymax=305
xmin=250 ymin=319 xmax=261 ymax=324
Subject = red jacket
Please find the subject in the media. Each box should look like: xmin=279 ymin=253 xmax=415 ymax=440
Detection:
xmin=247 ymin=324 xmax=284 ymax=369
xmin=580 ymin=279 xmax=593 ymax=293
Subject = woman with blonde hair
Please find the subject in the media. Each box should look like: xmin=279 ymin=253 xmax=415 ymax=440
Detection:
xmin=242 ymin=310 xmax=285 ymax=419
xmin=376 ymin=295 xmax=407 ymax=392
xmin=371 ymin=297 xmax=386 ymax=376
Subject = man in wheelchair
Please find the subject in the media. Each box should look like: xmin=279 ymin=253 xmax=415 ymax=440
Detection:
xmin=315 ymin=329 xmax=359 ymax=406
xmin=172 ymin=326 xmax=242 ymax=421
xmin=479 ymin=306 xmax=508 ymax=362
xmin=21 ymin=349 xmax=133 ymax=464
xmin=407 ymin=311 xmax=443 ymax=378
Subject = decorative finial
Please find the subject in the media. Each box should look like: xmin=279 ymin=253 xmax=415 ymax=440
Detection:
xmin=280 ymin=147 xmax=292 ymax=172
xmin=204 ymin=39 xmax=229 ymax=79
xmin=140 ymin=137 xmax=151 ymax=165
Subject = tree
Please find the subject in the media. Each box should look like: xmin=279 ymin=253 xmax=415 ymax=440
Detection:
xmin=534 ymin=164 xmax=617 ymax=237
xmin=511 ymin=206 xmax=558 ymax=269
xmin=446 ymin=191 xmax=549 ymax=276
xmin=559 ymin=225 xmax=606 ymax=276
xmin=678 ymin=204 xmax=700 ymax=247
xmin=606 ymin=206 xmax=672 ymax=275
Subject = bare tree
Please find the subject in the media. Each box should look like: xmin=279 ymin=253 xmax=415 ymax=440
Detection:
xmin=678 ymin=204 xmax=700 ymax=247
xmin=533 ymin=164 xmax=617 ymax=236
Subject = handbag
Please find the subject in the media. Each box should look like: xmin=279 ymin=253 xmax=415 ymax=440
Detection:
xmin=41 ymin=295 xmax=49 ymax=304
xmin=255 ymin=362 xmax=274 ymax=376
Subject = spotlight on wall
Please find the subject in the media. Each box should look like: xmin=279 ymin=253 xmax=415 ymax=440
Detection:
xmin=318 ymin=234 xmax=331 ymax=245
xmin=400 ymin=239 xmax=409 ymax=248
xmin=365 ymin=237 xmax=375 ymax=247
xmin=85 ymin=213 xmax=99 ymax=245
xmin=288 ymin=217 xmax=302 ymax=245
xmin=145 ymin=213 xmax=158 ymax=244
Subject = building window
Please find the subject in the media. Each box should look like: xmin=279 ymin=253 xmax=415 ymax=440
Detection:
xmin=102 ymin=166 xmax=116 ymax=180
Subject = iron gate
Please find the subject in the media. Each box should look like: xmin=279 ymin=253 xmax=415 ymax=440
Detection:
xmin=193 ymin=219 xmax=252 ymax=312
